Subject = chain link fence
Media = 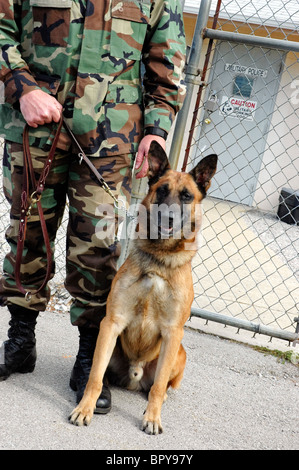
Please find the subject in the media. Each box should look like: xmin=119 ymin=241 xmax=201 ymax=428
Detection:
xmin=175 ymin=0 xmax=299 ymax=344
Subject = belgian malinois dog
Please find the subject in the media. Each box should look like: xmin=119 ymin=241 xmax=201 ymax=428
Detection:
xmin=69 ymin=141 xmax=217 ymax=434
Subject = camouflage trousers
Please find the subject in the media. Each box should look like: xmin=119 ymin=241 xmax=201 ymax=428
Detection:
xmin=0 ymin=141 xmax=133 ymax=327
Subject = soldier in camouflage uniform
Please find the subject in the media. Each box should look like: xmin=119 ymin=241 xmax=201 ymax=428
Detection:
xmin=0 ymin=0 xmax=186 ymax=412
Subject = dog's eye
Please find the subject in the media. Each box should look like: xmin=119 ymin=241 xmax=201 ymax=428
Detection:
xmin=180 ymin=188 xmax=194 ymax=202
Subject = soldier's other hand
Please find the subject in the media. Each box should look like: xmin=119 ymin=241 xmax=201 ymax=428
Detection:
xmin=19 ymin=89 xmax=62 ymax=128
xmin=135 ymin=135 xmax=166 ymax=179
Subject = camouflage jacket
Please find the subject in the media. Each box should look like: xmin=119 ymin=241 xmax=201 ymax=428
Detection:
xmin=0 ymin=0 xmax=186 ymax=156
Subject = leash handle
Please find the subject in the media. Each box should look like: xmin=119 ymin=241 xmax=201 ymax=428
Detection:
xmin=15 ymin=117 xmax=63 ymax=300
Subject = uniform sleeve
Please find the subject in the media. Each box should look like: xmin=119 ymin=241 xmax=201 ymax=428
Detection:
xmin=142 ymin=0 xmax=186 ymax=139
xmin=0 ymin=0 xmax=40 ymax=105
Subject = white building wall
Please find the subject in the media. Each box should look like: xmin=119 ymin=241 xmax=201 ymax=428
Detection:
xmin=253 ymin=54 xmax=299 ymax=212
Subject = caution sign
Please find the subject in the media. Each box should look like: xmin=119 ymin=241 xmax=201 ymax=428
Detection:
xmin=219 ymin=96 xmax=257 ymax=121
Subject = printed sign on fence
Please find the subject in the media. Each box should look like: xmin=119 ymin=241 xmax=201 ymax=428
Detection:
xmin=225 ymin=63 xmax=268 ymax=78
xmin=219 ymin=96 xmax=257 ymax=121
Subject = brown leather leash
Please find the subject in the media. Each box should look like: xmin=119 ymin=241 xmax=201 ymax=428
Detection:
xmin=15 ymin=117 xmax=130 ymax=301
xmin=16 ymin=117 xmax=64 ymax=301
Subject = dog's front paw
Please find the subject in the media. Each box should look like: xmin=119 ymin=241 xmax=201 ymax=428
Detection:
xmin=68 ymin=405 xmax=94 ymax=427
xmin=141 ymin=416 xmax=163 ymax=435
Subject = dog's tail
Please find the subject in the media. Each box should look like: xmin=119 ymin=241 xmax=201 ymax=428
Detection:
xmin=129 ymin=363 xmax=144 ymax=381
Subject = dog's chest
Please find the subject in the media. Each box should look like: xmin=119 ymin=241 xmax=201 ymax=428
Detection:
xmin=120 ymin=272 xmax=173 ymax=360
xmin=133 ymin=272 xmax=174 ymax=330
xmin=138 ymin=272 xmax=174 ymax=314
xmin=140 ymin=272 xmax=166 ymax=296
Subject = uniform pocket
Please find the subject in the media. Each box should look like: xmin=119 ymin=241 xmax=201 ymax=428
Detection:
xmin=105 ymin=83 xmax=143 ymax=105
xmin=110 ymin=0 xmax=150 ymax=60
xmin=30 ymin=0 xmax=72 ymax=47
xmin=104 ymin=83 xmax=143 ymax=150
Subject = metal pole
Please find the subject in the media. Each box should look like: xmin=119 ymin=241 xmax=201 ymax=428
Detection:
xmin=204 ymin=28 xmax=299 ymax=53
xmin=181 ymin=0 xmax=222 ymax=172
xmin=190 ymin=307 xmax=299 ymax=344
xmin=169 ymin=0 xmax=212 ymax=170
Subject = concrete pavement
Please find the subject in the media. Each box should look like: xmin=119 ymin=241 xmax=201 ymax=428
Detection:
xmin=0 ymin=306 xmax=298 ymax=451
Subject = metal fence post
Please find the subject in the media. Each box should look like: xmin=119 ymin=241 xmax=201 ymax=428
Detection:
xmin=169 ymin=0 xmax=212 ymax=170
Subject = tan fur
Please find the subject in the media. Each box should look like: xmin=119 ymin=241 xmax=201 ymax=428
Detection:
xmin=69 ymin=143 xmax=217 ymax=434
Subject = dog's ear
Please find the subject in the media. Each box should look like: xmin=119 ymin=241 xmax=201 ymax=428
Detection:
xmin=147 ymin=140 xmax=171 ymax=185
xmin=189 ymin=154 xmax=217 ymax=196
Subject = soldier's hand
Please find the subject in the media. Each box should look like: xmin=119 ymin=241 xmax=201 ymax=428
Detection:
xmin=19 ymin=89 xmax=62 ymax=128
xmin=135 ymin=135 xmax=166 ymax=179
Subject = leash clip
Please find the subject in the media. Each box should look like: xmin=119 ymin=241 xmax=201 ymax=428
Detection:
xmin=25 ymin=291 xmax=32 ymax=302
xmin=26 ymin=191 xmax=42 ymax=219
xmin=114 ymin=198 xmax=126 ymax=213
xmin=30 ymin=191 xmax=41 ymax=205
xmin=78 ymin=153 xmax=84 ymax=165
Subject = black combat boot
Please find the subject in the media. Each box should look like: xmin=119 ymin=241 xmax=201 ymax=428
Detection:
xmin=0 ymin=304 xmax=38 ymax=381
xmin=69 ymin=326 xmax=111 ymax=414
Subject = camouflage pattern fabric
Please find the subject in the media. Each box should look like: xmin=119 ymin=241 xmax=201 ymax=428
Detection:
xmin=0 ymin=140 xmax=133 ymax=326
xmin=0 ymin=0 xmax=186 ymax=325
xmin=0 ymin=0 xmax=186 ymax=157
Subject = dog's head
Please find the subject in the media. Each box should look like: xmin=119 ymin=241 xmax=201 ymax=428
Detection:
xmin=137 ymin=141 xmax=217 ymax=244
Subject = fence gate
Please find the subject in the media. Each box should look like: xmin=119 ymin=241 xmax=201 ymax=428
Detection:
xmin=170 ymin=0 xmax=299 ymax=345
xmin=196 ymin=42 xmax=285 ymax=206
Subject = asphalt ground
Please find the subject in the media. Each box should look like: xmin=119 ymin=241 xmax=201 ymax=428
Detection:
xmin=1 ymin=306 xmax=299 ymax=453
